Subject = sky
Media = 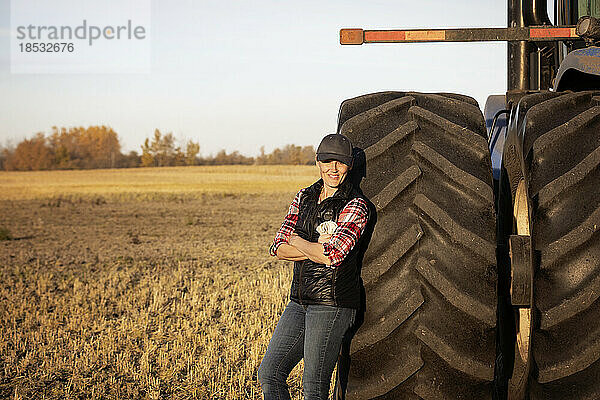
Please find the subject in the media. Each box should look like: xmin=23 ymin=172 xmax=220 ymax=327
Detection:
xmin=0 ymin=0 xmax=514 ymax=157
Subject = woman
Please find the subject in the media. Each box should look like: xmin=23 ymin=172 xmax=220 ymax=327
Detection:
xmin=258 ymin=133 xmax=370 ymax=400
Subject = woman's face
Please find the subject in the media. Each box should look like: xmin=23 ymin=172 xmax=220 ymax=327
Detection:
xmin=317 ymin=159 xmax=351 ymax=189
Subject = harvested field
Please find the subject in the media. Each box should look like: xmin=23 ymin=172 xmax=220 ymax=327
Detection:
xmin=0 ymin=166 xmax=324 ymax=399
xmin=0 ymin=165 xmax=316 ymax=201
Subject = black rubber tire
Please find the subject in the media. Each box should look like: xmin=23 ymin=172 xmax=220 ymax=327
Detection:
xmin=337 ymin=92 xmax=497 ymax=399
xmin=499 ymin=91 xmax=600 ymax=399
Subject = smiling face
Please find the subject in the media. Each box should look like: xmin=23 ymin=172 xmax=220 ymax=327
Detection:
xmin=317 ymin=159 xmax=351 ymax=191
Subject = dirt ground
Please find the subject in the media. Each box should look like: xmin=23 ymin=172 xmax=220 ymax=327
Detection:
xmin=0 ymin=193 xmax=285 ymax=267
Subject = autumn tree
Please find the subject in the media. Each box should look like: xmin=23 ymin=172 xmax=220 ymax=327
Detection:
xmin=154 ymin=130 xmax=176 ymax=167
xmin=140 ymin=137 xmax=155 ymax=167
xmin=0 ymin=143 xmax=13 ymax=171
xmin=185 ymin=140 xmax=200 ymax=166
xmin=140 ymin=129 xmax=175 ymax=167
xmin=49 ymin=126 xmax=79 ymax=168
xmin=78 ymin=125 xmax=121 ymax=169
xmin=47 ymin=125 xmax=122 ymax=169
xmin=3 ymin=126 xmax=124 ymax=171
xmin=141 ymin=130 xmax=200 ymax=167
xmin=4 ymin=133 xmax=53 ymax=171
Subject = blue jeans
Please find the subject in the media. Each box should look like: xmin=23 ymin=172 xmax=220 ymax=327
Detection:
xmin=258 ymin=301 xmax=356 ymax=400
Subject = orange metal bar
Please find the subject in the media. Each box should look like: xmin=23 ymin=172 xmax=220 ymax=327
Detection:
xmin=340 ymin=26 xmax=579 ymax=45
xmin=529 ymin=27 xmax=577 ymax=38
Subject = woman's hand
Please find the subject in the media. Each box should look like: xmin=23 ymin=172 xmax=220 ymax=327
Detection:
xmin=318 ymin=234 xmax=332 ymax=244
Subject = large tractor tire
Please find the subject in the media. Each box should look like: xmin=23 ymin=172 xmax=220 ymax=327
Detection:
xmin=337 ymin=92 xmax=497 ymax=399
xmin=499 ymin=91 xmax=600 ymax=399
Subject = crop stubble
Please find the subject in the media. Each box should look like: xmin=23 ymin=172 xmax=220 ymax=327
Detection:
xmin=0 ymin=166 xmax=320 ymax=399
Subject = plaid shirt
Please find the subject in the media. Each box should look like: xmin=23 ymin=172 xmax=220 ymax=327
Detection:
xmin=269 ymin=188 xmax=369 ymax=267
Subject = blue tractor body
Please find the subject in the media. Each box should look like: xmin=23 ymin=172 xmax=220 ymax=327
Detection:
xmin=486 ymin=44 xmax=600 ymax=185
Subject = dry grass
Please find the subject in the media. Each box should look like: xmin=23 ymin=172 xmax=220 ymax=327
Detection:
xmin=0 ymin=166 xmax=331 ymax=399
xmin=0 ymin=165 xmax=316 ymax=201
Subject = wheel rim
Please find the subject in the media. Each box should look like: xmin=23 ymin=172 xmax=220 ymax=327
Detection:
xmin=514 ymin=179 xmax=532 ymax=362
xmin=509 ymin=178 xmax=533 ymax=399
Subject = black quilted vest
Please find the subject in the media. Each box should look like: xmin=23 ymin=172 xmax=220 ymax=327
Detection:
xmin=290 ymin=178 xmax=366 ymax=309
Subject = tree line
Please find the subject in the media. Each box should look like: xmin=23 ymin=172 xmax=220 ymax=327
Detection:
xmin=0 ymin=126 xmax=316 ymax=171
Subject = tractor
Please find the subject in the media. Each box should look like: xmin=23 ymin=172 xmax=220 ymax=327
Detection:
xmin=336 ymin=0 xmax=600 ymax=398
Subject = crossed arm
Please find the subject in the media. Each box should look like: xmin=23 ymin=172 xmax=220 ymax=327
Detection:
xmin=269 ymin=188 xmax=368 ymax=267
xmin=270 ymin=188 xmax=331 ymax=265
xmin=275 ymin=234 xmax=332 ymax=265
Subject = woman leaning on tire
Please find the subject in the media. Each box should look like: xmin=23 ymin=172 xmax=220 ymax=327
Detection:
xmin=258 ymin=133 xmax=371 ymax=400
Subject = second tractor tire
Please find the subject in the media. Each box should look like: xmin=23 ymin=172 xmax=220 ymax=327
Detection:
xmin=499 ymin=91 xmax=600 ymax=400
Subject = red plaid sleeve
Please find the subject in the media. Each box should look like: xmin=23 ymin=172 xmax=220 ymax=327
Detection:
xmin=322 ymin=197 xmax=369 ymax=267
xmin=269 ymin=189 xmax=305 ymax=256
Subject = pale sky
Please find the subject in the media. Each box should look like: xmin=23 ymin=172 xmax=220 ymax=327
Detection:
xmin=0 ymin=0 xmax=514 ymax=157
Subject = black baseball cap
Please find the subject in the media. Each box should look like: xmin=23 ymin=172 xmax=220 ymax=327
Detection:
xmin=316 ymin=134 xmax=353 ymax=166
